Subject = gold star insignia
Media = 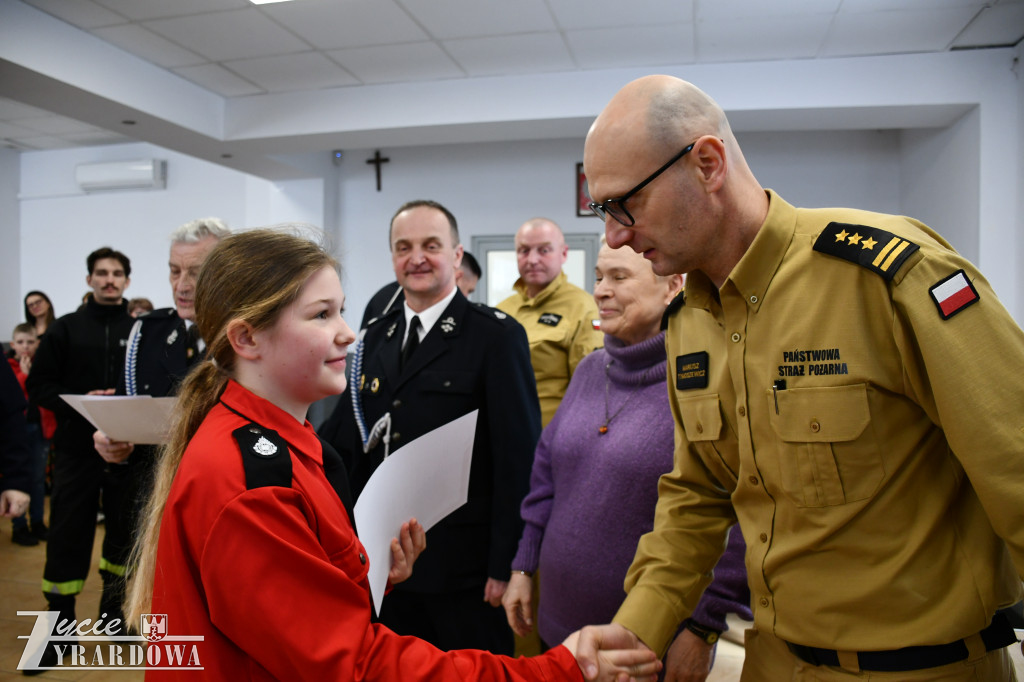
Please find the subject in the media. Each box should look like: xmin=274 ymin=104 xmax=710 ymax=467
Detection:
xmin=835 ymin=229 xmax=849 ymax=242
xmin=848 ymin=233 xmax=862 ymax=245
xmin=861 ymin=237 xmax=877 ymax=250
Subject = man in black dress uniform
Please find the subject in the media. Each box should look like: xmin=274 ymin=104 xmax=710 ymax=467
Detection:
xmin=91 ymin=218 xmax=229 ymax=626
xmin=321 ymin=200 xmax=540 ymax=655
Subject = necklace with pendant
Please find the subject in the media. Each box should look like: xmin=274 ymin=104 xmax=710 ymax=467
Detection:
xmin=600 ymin=360 xmax=638 ymax=435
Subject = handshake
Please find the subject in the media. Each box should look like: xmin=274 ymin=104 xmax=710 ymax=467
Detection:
xmin=562 ymin=624 xmax=661 ymax=682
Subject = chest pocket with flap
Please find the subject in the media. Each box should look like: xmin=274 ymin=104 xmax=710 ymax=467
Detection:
xmin=767 ymin=383 xmax=883 ymax=507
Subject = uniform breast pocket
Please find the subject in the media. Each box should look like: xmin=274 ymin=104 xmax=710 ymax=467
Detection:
xmin=767 ymin=383 xmax=883 ymax=508
xmin=677 ymin=393 xmax=739 ymax=488
xmin=326 ymin=533 xmax=370 ymax=584
xmin=420 ymin=369 xmax=475 ymax=395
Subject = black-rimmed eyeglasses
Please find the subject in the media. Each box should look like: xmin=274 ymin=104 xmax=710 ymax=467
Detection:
xmin=588 ymin=142 xmax=696 ymax=227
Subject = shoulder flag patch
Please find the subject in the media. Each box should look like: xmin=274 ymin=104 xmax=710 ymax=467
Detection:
xmin=929 ymin=269 xmax=979 ymax=319
xmin=813 ymin=222 xmax=919 ymax=281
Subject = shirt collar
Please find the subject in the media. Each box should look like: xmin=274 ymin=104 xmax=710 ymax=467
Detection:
xmin=686 ymin=189 xmax=795 ymax=314
xmin=513 ymin=270 xmax=566 ymax=305
xmin=403 ymin=285 xmax=457 ymax=343
xmin=219 ymin=379 xmax=323 ymax=465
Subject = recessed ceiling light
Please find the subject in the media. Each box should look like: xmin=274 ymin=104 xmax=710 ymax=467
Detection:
xmin=249 ymin=0 xmax=297 ymax=4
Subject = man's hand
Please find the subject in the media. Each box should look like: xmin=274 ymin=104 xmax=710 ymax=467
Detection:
xmin=501 ymin=571 xmax=534 ymax=635
xmin=86 ymin=388 xmax=116 ymax=396
xmin=564 ymin=625 xmax=661 ymax=682
xmin=483 ymin=578 xmax=507 ymax=607
xmin=387 ymin=518 xmax=426 ymax=585
xmin=93 ymin=429 xmax=134 ymax=464
xmin=663 ymin=629 xmax=714 ymax=682
xmin=0 ymin=489 xmax=30 ymax=518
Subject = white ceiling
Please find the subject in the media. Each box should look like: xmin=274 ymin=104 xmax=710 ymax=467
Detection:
xmin=1 ymin=0 xmax=1022 ymax=177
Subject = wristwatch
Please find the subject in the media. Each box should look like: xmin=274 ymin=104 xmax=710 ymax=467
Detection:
xmin=683 ymin=619 xmax=721 ymax=645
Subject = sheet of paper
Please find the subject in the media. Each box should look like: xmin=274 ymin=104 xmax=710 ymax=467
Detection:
xmin=60 ymin=394 xmax=177 ymax=444
xmin=354 ymin=410 xmax=478 ymax=615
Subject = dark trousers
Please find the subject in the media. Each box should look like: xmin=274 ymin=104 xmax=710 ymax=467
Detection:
xmin=42 ymin=445 xmax=152 ymax=597
xmin=379 ymin=586 xmax=514 ymax=655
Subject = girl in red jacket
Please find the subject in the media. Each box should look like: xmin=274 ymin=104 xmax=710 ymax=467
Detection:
xmin=120 ymin=228 xmax=656 ymax=682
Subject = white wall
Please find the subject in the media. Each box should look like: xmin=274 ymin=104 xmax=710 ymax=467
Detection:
xmin=15 ymin=142 xmax=286 ymax=324
xmin=0 ymin=147 xmax=20 ymax=335
xmin=5 ymin=46 xmax=1022 ymax=333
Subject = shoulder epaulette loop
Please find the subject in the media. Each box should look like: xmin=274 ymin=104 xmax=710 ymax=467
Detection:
xmin=661 ymin=290 xmax=686 ymax=330
xmin=813 ymin=222 xmax=919 ymax=281
xmin=233 ymin=423 xmax=292 ymax=490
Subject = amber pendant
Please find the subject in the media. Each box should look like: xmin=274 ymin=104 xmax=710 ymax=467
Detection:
xmin=598 ymin=425 xmax=608 ymax=435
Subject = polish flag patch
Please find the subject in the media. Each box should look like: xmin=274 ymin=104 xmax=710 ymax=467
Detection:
xmin=929 ymin=269 xmax=979 ymax=319
xmin=591 ymin=319 xmax=601 ymax=331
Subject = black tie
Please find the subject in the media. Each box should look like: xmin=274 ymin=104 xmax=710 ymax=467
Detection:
xmin=401 ymin=316 xmax=421 ymax=370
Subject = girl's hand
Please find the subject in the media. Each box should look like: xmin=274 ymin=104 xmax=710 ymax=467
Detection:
xmin=387 ymin=518 xmax=426 ymax=585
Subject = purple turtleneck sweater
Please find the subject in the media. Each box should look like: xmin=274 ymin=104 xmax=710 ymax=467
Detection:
xmin=511 ymin=332 xmax=751 ymax=646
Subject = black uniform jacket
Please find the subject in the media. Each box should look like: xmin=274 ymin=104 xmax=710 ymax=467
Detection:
xmin=320 ymin=290 xmax=541 ymax=593
xmin=27 ymin=298 xmax=134 ymax=454
xmin=119 ymin=308 xmax=200 ymax=398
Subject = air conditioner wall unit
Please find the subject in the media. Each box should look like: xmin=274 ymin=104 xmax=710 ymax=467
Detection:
xmin=75 ymin=159 xmax=167 ymax=192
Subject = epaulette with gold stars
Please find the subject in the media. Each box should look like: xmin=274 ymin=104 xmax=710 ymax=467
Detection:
xmin=813 ymin=222 xmax=919 ymax=281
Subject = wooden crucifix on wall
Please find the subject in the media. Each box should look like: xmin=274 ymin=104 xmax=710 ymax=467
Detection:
xmin=366 ymin=150 xmax=390 ymax=191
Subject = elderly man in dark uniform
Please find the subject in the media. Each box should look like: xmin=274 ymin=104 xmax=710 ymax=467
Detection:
xmin=321 ymin=200 xmax=540 ymax=655
xmin=90 ymin=218 xmax=229 ymax=630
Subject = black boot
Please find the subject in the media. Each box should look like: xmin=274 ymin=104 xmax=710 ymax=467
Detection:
xmin=99 ymin=570 xmax=126 ymax=636
xmin=22 ymin=595 xmax=75 ymax=676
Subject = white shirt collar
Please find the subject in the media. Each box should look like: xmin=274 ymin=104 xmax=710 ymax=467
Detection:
xmin=403 ymin=286 xmax=457 ymax=344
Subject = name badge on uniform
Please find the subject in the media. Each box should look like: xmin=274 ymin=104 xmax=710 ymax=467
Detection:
xmin=538 ymin=312 xmax=562 ymax=327
xmin=676 ymin=352 xmax=709 ymax=390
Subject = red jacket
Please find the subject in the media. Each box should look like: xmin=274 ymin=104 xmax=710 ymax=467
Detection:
xmin=150 ymin=380 xmax=582 ymax=681
xmin=7 ymin=357 xmax=55 ymax=439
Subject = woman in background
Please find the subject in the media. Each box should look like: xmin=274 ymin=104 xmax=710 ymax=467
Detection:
xmin=24 ymin=291 xmax=55 ymax=338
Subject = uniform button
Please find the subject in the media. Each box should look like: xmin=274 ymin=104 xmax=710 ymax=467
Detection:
xmin=810 ymin=420 xmax=821 ymax=433
xmin=759 ymin=597 xmax=769 ymax=608
xmin=738 ymin=406 xmax=746 ymax=418
xmin=759 ymin=533 xmax=768 ymax=543
xmin=392 ymin=399 xmax=402 ymax=408
xmin=358 ymin=553 xmax=366 ymax=565
xmin=392 ymin=432 xmax=401 ymax=441
xmin=749 ymin=476 xmax=759 ymax=486
xmin=443 ymin=380 xmax=451 ymax=387
xmin=731 ymin=332 xmax=742 ymax=343
xmin=749 ymin=295 xmax=758 ymax=304
xmin=695 ymin=423 xmax=704 ymax=434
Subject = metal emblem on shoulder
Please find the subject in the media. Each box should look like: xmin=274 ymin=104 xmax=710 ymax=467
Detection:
xmin=494 ymin=310 xmax=507 ymax=320
xmin=386 ymin=322 xmax=397 ymax=339
xmin=370 ymin=378 xmax=380 ymax=394
xmin=439 ymin=316 xmax=456 ymax=333
xmin=166 ymin=329 xmax=178 ymax=345
xmin=253 ymin=436 xmax=278 ymax=457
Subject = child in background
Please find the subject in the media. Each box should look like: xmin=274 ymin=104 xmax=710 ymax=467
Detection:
xmin=7 ymin=323 xmax=54 ymax=545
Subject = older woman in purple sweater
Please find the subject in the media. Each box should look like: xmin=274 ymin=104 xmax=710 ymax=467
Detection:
xmin=504 ymin=242 xmax=751 ymax=682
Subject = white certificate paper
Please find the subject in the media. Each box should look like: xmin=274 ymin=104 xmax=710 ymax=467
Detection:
xmin=60 ymin=394 xmax=176 ymax=444
xmin=354 ymin=410 xmax=478 ymax=615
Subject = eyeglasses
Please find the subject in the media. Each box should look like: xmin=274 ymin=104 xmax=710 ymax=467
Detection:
xmin=26 ymin=299 xmax=46 ymax=308
xmin=588 ymin=142 xmax=696 ymax=226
